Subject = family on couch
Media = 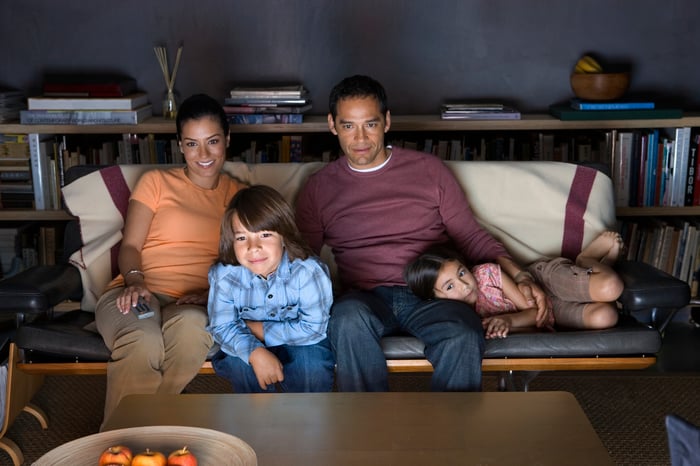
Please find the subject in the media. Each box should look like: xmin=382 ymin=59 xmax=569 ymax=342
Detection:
xmin=92 ymin=75 xmax=622 ymax=425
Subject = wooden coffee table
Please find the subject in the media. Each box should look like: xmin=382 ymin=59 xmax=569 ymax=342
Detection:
xmin=103 ymin=391 xmax=613 ymax=465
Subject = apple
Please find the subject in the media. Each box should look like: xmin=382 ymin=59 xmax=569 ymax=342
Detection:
xmin=131 ymin=448 xmax=167 ymax=466
xmin=98 ymin=445 xmax=133 ymax=466
xmin=167 ymin=446 xmax=198 ymax=466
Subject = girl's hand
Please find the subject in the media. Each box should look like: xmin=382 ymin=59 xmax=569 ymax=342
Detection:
xmin=116 ymin=286 xmax=152 ymax=314
xmin=249 ymin=347 xmax=284 ymax=390
xmin=482 ymin=316 xmax=511 ymax=339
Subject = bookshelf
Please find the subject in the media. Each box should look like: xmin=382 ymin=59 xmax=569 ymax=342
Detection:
xmin=2 ymin=113 xmax=700 ymax=222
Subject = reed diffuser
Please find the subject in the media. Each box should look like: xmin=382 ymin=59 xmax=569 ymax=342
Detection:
xmin=154 ymin=44 xmax=183 ymax=119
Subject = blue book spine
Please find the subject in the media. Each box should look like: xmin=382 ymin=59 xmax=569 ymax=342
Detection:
xmin=570 ymin=99 xmax=655 ymax=111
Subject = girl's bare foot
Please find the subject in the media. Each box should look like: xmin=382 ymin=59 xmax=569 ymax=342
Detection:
xmin=577 ymin=231 xmax=623 ymax=266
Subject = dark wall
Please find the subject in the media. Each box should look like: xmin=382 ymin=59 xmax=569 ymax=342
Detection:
xmin=2 ymin=0 xmax=699 ymax=115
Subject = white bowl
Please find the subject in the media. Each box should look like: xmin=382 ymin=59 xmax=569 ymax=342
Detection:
xmin=33 ymin=425 xmax=257 ymax=465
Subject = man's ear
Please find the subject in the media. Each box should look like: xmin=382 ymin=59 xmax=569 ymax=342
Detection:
xmin=384 ymin=110 xmax=391 ymax=133
xmin=328 ymin=113 xmax=338 ymax=135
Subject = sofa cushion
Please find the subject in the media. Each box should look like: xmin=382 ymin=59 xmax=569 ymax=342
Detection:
xmin=16 ymin=312 xmax=660 ymax=363
xmin=445 ymin=161 xmax=616 ymax=264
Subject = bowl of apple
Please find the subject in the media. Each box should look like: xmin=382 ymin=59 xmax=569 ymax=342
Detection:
xmin=33 ymin=425 xmax=257 ymax=465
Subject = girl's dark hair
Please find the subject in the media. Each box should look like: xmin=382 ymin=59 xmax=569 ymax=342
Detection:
xmin=404 ymin=247 xmax=465 ymax=300
xmin=218 ymin=185 xmax=313 ymax=265
xmin=329 ymin=75 xmax=388 ymax=118
xmin=175 ymin=93 xmax=229 ymax=141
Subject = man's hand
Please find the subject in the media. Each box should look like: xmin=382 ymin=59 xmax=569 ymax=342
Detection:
xmin=249 ymin=347 xmax=284 ymax=390
xmin=516 ymin=279 xmax=550 ymax=327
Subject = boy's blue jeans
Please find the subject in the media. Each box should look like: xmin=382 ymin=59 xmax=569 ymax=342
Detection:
xmin=212 ymin=338 xmax=335 ymax=393
xmin=329 ymin=286 xmax=484 ymax=392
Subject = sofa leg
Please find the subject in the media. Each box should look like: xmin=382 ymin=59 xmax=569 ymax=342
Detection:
xmin=0 ymin=343 xmax=48 ymax=466
xmin=0 ymin=437 xmax=23 ymax=466
xmin=22 ymin=403 xmax=48 ymax=429
xmin=497 ymin=370 xmax=541 ymax=392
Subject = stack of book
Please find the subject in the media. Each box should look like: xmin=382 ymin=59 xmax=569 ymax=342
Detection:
xmin=440 ymin=103 xmax=521 ymax=120
xmin=223 ymin=85 xmax=311 ymax=124
xmin=20 ymin=75 xmax=152 ymax=125
xmin=550 ymin=98 xmax=682 ymax=121
xmin=0 ymin=89 xmax=26 ymax=123
xmin=0 ymin=134 xmax=33 ymax=208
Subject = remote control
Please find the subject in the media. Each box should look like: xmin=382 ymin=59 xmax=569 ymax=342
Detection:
xmin=133 ymin=296 xmax=154 ymax=319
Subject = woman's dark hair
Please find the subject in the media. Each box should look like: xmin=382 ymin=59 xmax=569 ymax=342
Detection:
xmin=218 ymin=185 xmax=313 ymax=265
xmin=175 ymin=93 xmax=229 ymax=141
xmin=404 ymin=246 xmax=465 ymax=300
xmin=328 ymin=75 xmax=388 ymax=119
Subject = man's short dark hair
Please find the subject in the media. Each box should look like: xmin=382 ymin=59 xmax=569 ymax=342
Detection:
xmin=328 ymin=75 xmax=388 ymax=118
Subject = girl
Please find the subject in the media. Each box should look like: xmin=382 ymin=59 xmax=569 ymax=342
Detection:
xmin=404 ymin=231 xmax=624 ymax=339
xmin=207 ymin=185 xmax=335 ymax=392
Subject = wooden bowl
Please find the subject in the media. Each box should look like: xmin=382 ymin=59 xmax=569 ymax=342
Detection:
xmin=570 ymin=72 xmax=630 ymax=101
xmin=33 ymin=425 xmax=257 ymax=465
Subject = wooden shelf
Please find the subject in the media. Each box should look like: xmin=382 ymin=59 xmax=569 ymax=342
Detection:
xmin=0 ymin=210 xmax=74 ymax=221
xmin=2 ymin=113 xmax=700 ymax=135
xmin=616 ymin=206 xmax=700 ymax=217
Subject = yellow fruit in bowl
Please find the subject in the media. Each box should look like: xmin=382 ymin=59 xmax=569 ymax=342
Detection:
xmin=574 ymin=55 xmax=604 ymax=73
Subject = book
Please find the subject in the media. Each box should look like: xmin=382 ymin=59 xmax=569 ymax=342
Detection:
xmin=223 ymin=97 xmax=310 ymax=106
xmin=614 ymin=131 xmax=634 ymax=207
xmin=227 ymin=113 xmax=303 ymax=125
xmin=27 ymin=92 xmax=149 ymax=110
xmin=549 ymin=105 xmax=683 ymax=121
xmin=440 ymin=105 xmax=520 ymax=120
xmin=223 ymin=104 xmax=312 ymax=114
xmin=20 ymin=105 xmax=152 ymax=125
xmin=229 ymin=85 xmax=307 ymax=98
xmin=570 ymin=99 xmax=655 ymax=111
xmin=685 ymin=141 xmax=697 ymax=206
xmin=28 ymin=133 xmax=54 ymax=210
xmin=669 ymin=127 xmax=692 ymax=206
xmin=42 ymin=74 xmax=137 ymax=97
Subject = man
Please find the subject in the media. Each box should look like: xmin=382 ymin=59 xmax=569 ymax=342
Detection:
xmin=295 ymin=75 xmax=548 ymax=391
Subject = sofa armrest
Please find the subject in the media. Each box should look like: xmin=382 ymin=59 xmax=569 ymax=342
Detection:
xmin=615 ymin=260 xmax=690 ymax=311
xmin=0 ymin=264 xmax=82 ymax=314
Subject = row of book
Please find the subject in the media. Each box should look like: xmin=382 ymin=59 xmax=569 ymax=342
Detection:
xmin=9 ymin=133 xmax=184 ymax=210
xmin=388 ymin=131 xmax=611 ymax=163
xmin=0 ymin=224 xmax=57 ymax=278
xmin=611 ymin=127 xmax=697 ymax=208
xmin=620 ymin=219 xmax=700 ymax=294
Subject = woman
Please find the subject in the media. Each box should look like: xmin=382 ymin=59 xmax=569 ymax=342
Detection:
xmin=94 ymin=94 xmax=245 ymax=426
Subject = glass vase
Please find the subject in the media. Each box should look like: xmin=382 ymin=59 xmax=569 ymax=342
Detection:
xmin=162 ymin=89 xmax=178 ymax=119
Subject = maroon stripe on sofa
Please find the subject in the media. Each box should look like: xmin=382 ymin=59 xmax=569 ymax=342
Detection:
xmin=100 ymin=166 xmax=131 ymax=278
xmin=562 ymin=166 xmax=597 ymax=259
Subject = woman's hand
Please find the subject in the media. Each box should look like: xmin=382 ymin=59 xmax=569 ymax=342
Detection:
xmin=249 ymin=347 xmax=284 ymax=390
xmin=116 ymin=286 xmax=152 ymax=314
